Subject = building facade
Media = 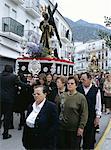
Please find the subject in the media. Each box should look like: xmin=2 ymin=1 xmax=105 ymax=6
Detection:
xmin=74 ymin=39 xmax=111 ymax=73
xmin=0 ymin=0 xmax=74 ymax=72
xmin=0 ymin=0 xmax=40 ymax=71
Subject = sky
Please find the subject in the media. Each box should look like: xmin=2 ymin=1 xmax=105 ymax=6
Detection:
xmin=57 ymin=0 xmax=111 ymax=26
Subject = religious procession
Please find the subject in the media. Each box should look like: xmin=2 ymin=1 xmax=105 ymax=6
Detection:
xmin=0 ymin=0 xmax=111 ymax=150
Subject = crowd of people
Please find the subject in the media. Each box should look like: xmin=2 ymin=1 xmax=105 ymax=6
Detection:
xmin=0 ymin=64 xmax=111 ymax=150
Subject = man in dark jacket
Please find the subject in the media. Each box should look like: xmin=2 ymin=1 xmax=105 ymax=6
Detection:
xmin=0 ymin=65 xmax=27 ymax=139
xmin=77 ymin=72 xmax=101 ymax=149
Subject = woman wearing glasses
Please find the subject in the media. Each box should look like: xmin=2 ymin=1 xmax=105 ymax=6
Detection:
xmin=22 ymin=85 xmax=59 ymax=150
xmin=57 ymin=76 xmax=88 ymax=150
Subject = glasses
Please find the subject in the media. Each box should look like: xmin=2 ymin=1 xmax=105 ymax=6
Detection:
xmin=81 ymin=78 xmax=87 ymax=81
xmin=67 ymin=83 xmax=75 ymax=85
xmin=32 ymin=93 xmax=41 ymax=96
xmin=27 ymin=75 xmax=32 ymax=77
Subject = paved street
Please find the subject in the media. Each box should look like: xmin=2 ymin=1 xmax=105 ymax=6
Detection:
xmin=95 ymin=115 xmax=111 ymax=150
xmin=0 ymin=113 xmax=111 ymax=150
xmin=96 ymin=113 xmax=111 ymax=144
xmin=0 ymin=113 xmax=25 ymax=150
xmin=100 ymin=128 xmax=111 ymax=150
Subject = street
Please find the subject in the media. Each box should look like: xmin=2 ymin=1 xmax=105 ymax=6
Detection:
xmin=0 ymin=113 xmax=25 ymax=150
xmin=0 ymin=113 xmax=111 ymax=150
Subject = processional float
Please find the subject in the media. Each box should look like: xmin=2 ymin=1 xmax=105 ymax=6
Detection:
xmin=16 ymin=3 xmax=74 ymax=76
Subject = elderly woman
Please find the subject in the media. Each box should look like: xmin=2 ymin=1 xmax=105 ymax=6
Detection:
xmin=22 ymin=85 xmax=59 ymax=150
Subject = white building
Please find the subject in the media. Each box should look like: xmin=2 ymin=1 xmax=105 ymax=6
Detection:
xmin=0 ymin=0 xmax=40 ymax=71
xmin=0 ymin=0 xmax=74 ymax=72
xmin=74 ymin=42 xmax=88 ymax=73
xmin=74 ymin=39 xmax=111 ymax=73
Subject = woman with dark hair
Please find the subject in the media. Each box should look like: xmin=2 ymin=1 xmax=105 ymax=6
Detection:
xmin=53 ymin=73 xmax=58 ymax=83
xmin=57 ymin=76 xmax=88 ymax=150
xmin=37 ymin=73 xmax=46 ymax=86
xmin=46 ymin=73 xmax=57 ymax=102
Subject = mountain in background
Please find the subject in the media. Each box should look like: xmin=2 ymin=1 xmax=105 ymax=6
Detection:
xmin=65 ymin=18 xmax=111 ymax=42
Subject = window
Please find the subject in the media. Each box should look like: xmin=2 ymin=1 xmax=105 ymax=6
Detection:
xmin=5 ymin=4 xmax=10 ymax=17
xmin=36 ymin=26 xmax=39 ymax=33
xmin=106 ymin=50 xmax=108 ymax=57
xmin=61 ymin=24 xmax=66 ymax=37
xmin=98 ymin=51 xmax=101 ymax=59
xmin=11 ymin=9 xmax=17 ymax=19
xmin=81 ymin=63 xmax=83 ymax=68
xmin=88 ymin=53 xmax=90 ymax=59
xmin=31 ymin=22 xmax=34 ymax=30
xmin=102 ymin=43 xmax=105 ymax=49
xmin=3 ymin=23 xmax=9 ymax=32
xmin=106 ymin=61 xmax=108 ymax=67
xmin=60 ymin=23 xmax=63 ymax=36
xmin=88 ymin=44 xmax=91 ymax=50
xmin=102 ymin=62 xmax=104 ymax=69
xmin=26 ymin=19 xmax=30 ymax=30
xmin=36 ymin=0 xmax=39 ymax=7
xmin=102 ymin=52 xmax=104 ymax=59
xmin=92 ymin=43 xmax=95 ymax=49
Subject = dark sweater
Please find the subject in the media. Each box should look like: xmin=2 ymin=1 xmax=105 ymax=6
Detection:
xmin=59 ymin=92 xmax=88 ymax=131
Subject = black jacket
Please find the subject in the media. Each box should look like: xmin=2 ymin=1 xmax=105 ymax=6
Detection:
xmin=0 ymin=72 xmax=28 ymax=104
xmin=22 ymin=100 xmax=59 ymax=149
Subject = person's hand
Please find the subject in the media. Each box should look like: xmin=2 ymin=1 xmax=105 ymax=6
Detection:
xmin=77 ymin=128 xmax=84 ymax=136
xmin=29 ymin=79 xmax=35 ymax=86
xmin=94 ymin=117 xmax=100 ymax=127
xmin=18 ymin=86 xmax=21 ymax=90
xmin=107 ymin=93 xmax=111 ymax=96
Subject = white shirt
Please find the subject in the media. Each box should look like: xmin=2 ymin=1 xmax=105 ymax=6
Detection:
xmin=26 ymin=99 xmax=46 ymax=128
xmin=83 ymin=83 xmax=101 ymax=118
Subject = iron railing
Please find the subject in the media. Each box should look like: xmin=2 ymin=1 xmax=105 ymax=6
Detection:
xmin=2 ymin=17 xmax=24 ymax=37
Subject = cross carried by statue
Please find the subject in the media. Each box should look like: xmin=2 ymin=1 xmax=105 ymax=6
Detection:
xmin=39 ymin=3 xmax=62 ymax=53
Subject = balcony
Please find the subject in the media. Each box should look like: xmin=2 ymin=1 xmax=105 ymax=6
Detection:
xmin=25 ymin=0 xmax=40 ymax=18
xmin=2 ymin=17 xmax=24 ymax=41
xmin=10 ymin=0 xmax=25 ymax=5
xmin=61 ymin=32 xmax=70 ymax=43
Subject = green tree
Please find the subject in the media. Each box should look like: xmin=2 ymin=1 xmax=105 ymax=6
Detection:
xmin=98 ymin=30 xmax=111 ymax=48
xmin=98 ymin=16 xmax=111 ymax=48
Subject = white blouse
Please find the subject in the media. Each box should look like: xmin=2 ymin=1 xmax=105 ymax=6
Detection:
xmin=26 ymin=99 xmax=46 ymax=128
